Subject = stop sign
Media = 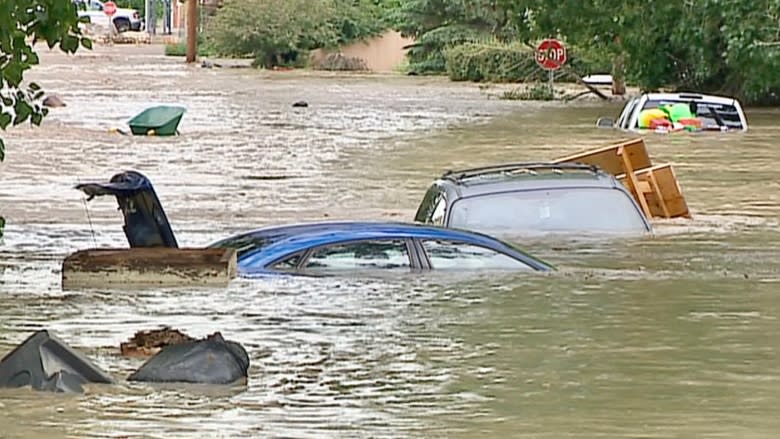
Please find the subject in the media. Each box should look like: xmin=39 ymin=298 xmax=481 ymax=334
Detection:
xmin=103 ymin=1 xmax=117 ymax=16
xmin=535 ymin=39 xmax=567 ymax=71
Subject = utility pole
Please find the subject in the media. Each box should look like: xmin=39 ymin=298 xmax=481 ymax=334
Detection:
xmin=185 ymin=0 xmax=198 ymax=63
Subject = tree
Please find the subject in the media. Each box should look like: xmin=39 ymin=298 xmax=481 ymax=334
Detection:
xmin=1 ymin=0 xmax=91 ymax=238
xmin=205 ymin=0 xmax=394 ymax=68
xmin=389 ymin=0 xmax=525 ymax=73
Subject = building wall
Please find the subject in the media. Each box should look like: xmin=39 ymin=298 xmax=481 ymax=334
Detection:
xmin=310 ymin=31 xmax=414 ymax=72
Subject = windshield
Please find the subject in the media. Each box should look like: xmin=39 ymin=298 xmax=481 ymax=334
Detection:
xmin=448 ymin=188 xmax=649 ymax=235
xmin=640 ymin=99 xmax=744 ymax=130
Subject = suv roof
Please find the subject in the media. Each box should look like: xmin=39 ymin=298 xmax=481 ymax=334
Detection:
xmin=439 ymin=162 xmax=620 ymax=197
xmin=641 ymin=92 xmax=740 ymax=106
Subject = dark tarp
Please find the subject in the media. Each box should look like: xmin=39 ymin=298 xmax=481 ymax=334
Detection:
xmin=128 ymin=333 xmax=249 ymax=385
xmin=0 ymin=330 xmax=115 ymax=393
xmin=75 ymin=170 xmax=179 ymax=248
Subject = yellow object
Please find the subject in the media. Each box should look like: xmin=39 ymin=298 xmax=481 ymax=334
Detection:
xmin=108 ymin=127 xmax=118 ymax=134
xmin=638 ymin=108 xmax=669 ymax=128
xmin=147 ymin=129 xmax=156 ymax=136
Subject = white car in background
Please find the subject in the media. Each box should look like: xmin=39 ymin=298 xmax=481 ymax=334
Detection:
xmin=596 ymin=92 xmax=749 ymax=132
xmin=74 ymin=0 xmax=144 ymax=33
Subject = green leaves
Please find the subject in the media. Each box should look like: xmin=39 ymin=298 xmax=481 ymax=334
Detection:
xmin=1 ymin=0 xmax=87 ymax=161
xmin=0 ymin=112 xmax=11 ymax=129
xmin=206 ymin=0 xmax=395 ymax=68
xmin=60 ymin=34 xmax=80 ymax=53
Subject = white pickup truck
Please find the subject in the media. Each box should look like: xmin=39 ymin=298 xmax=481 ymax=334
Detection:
xmin=74 ymin=0 xmax=144 ymax=33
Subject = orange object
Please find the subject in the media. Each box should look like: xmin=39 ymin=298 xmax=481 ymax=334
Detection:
xmin=678 ymin=118 xmax=702 ymax=127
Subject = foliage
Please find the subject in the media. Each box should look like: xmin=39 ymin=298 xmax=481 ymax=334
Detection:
xmin=444 ymin=41 xmax=533 ymax=82
xmin=389 ymin=0 xmax=528 ymax=74
xmin=164 ymin=36 xmax=215 ymax=57
xmin=444 ymin=40 xmax=610 ymax=83
xmin=204 ymin=0 xmax=395 ymax=68
xmin=312 ymin=53 xmax=368 ymax=71
xmin=500 ymin=83 xmax=556 ymax=101
xmin=1 ymin=0 xmax=91 ymax=236
xmin=405 ymin=25 xmax=486 ymax=74
xmin=512 ymin=0 xmax=780 ymax=103
xmin=389 ymin=0 xmax=780 ymax=103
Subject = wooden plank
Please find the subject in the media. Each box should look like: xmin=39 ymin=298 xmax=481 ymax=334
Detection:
xmin=553 ymin=138 xmax=653 ymax=175
xmin=618 ymin=164 xmax=691 ymax=219
xmin=62 ymin=248 xmax=237 ymax=290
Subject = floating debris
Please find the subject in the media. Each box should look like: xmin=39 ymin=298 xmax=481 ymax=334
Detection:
xmin=128 ymin=332 xmax=250 ymax=385
xmin=0 ymin=330 xmax=114 ymax=393
xmin=120 ymin=327 xmax=195 ymax=357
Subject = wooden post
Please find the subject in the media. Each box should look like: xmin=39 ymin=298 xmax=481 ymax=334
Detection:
xmin=185 ymin=0 xmax=198 ymax=63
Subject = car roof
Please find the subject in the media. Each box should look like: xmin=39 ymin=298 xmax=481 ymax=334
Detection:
xmin=210 ymin=220 xmax=530 ymax=265
xmin=435 ymin=162 xmax=622 ymax=198
xmin=640 ymin=92 xmax=741 ymax=106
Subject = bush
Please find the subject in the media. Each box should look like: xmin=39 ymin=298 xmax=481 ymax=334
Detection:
xmin=444 ymin=42 xmax=543 ymax=82
xmin=312 ymin=53 xmax=368 ymax=71
xmin=500 ymin=83 xmax=557 ymax=101
xmin=404 ymin=25 xmax=486 ymax=75
xmin=204 ymin=0 xmax=391 ymax=69
xmin=164 ymin=34 xmax=216 ymax=57
xmin=444 ymin=41 xmax=615 ymax=83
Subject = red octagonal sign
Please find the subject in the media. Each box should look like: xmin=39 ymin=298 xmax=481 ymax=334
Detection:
xmin=103 ymin=1 xmax=117 ymax=17
xmin=535 ymin=39 xmax=567 ymax=71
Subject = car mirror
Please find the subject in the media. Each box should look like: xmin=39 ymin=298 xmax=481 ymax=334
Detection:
xmin=596 ymin=117 xmax=614 ymax=128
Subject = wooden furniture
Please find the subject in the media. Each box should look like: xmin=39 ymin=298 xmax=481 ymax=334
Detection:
xmin=554 ymin=138 xmax=690 ymax=219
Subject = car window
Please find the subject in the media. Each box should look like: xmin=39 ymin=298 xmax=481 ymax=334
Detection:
xmin=430 ymin=195 xmax=447 ymax=226
xmin=420 ymin=239 xmax=533 ymax=270
xmin=304 ymin=240 xmax=410 ymax=271
xmin=617 ymin=97 xmax=639 ymax=129
xmin=415 ymin=185 xmax=446 ymax=224
xmin=271 ymin=254 xmax=302 ymax=271
xmin=447 ymin=188 xmax=649 ymax=234
xmin=209 ymin=231 xmax=290 ymax=257
xmin=640 ymin=99 xmax=744 ymax=129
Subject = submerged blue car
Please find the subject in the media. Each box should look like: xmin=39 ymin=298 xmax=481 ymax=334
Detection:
xmin=75 ymin=171 xmax=554 ymax=276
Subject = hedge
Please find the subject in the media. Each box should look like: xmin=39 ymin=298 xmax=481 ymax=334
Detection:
xmin=443 ymin=41 xmax=612 ymax=83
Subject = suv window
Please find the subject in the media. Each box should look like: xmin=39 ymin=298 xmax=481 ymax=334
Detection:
xmin=304 ymin=240 xmax=411 ymax=271
xmin=420 ymin=239 xmax=532 ymax=270
xmin=414 ymin=185 xmax=447 ymax=225
xmin=617 ymin=97 xmax=640 ymax=129
xmin=447 ymin=188 xmax=648 ymax=234
xmin=430 ymin=195 xmax=447 ymax=226
xmin=640 ymin=99 xmax=743 ymax=130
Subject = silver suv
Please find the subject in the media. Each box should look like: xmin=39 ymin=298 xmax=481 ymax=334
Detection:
xmin=414 ymin=163 xmax=652 ymax=236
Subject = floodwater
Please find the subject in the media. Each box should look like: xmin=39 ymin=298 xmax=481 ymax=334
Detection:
xmin=1 ymin=45 xmax=779 ymax=438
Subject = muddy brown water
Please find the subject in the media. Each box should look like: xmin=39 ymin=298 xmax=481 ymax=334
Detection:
xmin=0 ymin=45 xmax=779 ymax=438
